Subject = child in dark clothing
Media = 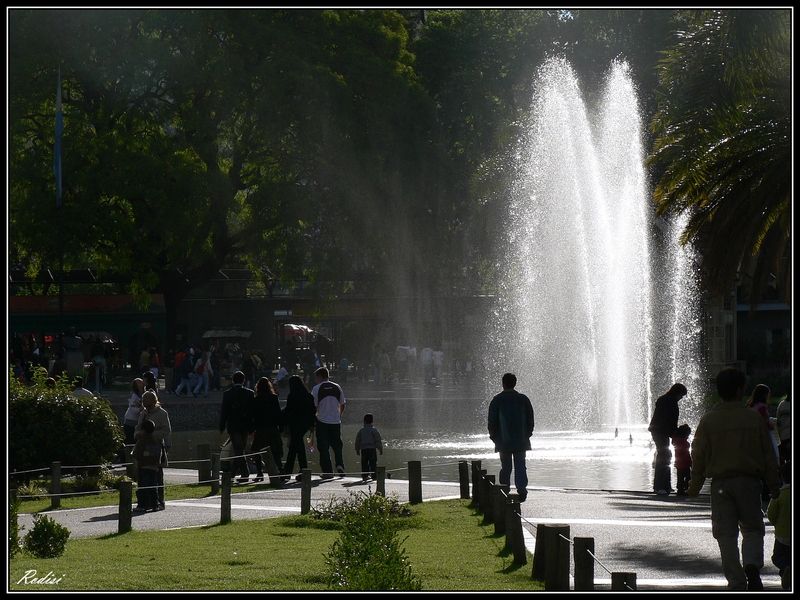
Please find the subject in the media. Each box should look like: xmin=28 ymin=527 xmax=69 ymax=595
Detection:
xmin=672 ymin=423 xmax=692 ymax=496
xmin=354 ymin=413 xmax=383 ymax=481
xmin=134 ymin=419 xmax=163 ymax=511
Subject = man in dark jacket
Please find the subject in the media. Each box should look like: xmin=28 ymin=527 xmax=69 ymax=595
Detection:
xmin=648 ymin=382 xmax=688 ymax=495
xmin=220 ymin=370 xmax=254 ymax=483
xmin=488 ymin=373 xmax=535 ymax=502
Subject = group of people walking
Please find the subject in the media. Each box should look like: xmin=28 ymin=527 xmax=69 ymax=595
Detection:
xmin=219 ymin=367 xmax=383 ymax=483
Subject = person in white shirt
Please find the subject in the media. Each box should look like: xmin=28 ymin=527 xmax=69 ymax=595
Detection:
xmin=311 ymin=367 xmax=346 ymax=479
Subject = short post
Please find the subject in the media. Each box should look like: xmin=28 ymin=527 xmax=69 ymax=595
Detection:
xmin=118 ymin=480 xmax=132 ymax=534
xmin=574 ymin=537 xmax=595 ymax=591
xmin=532 ymin=523 xmax=548 ymax=580
xmin=544 ymin=524 xmax=570 ymax=591
xmin=611 ymin=572 xmax=637 ymax=591
xmin=376 ymin=466 xmax=386 ymax=496
xmin=197 ymin=444 xmax=211 ymax=484
xmin=477 ymin=469 xmax=488 ymax=512
xmin=408 ymin=460 xmax=422 ymax=504
xmin=470 ymin=460 xmax=481 ymax=507
xmin=458 ymin=461 xmax=470 ymax=499
xmin=211 ymin=452 xmax=220 ymax=495
xmin=221 ymin=472 xmax=232 ymax=524
xmin=300 ymin=468 xmax=312 ymax=515
xmin=50 ymin=461 xmax=61 ymax=510
xmin=481 ymin=475 xmax=495 ymax=525
xmin=505 ymin=494 xmax=527 ymax=565
xmin=494 ymin=484 xmax=509 ymax=536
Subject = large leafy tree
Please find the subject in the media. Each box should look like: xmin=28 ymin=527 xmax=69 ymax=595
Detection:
xmin=9 ymin=9 xmax=441 ymax=345
xmin=648 ymin=9 xmax=791 ymax=302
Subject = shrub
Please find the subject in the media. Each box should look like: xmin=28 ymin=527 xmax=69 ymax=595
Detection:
xmin=10 ymin=493 xmax=21 ymax=557
xmin=23 ymin=514 xmax=70 ymax=558
xmin=10 ymin=368 xmax=124 ymax=474
xmin=312 ymin=491 xmax=412 ymax=522
xmin=325 ymin=492 xmax=421 ymax=591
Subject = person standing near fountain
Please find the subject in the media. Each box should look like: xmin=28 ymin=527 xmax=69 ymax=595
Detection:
xmin=487 ymin=373 xmax=534 ymax=502
xmin=647 ymin=382 xmax=687 ymax=495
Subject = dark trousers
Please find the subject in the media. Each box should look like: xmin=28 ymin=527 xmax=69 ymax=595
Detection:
xmin=652 ymin=432 xmax=672 ymax=492
xmin=315 ymin=421 xmax=344 ymax=474
xmin=228 ymin=430 xmax=250 ymax=479
xmin=123 ymin=424 xmax=136 ymax=445
xmin=498 ymin=450 xmax=528 ymax=495
xmin=676 ymin=468 xmax=691 ymax=494
xmin=360 ymin=448 xmax=378 ymax=480
xmin=282 ymin=429 xmax=308 ymax=474
xmin=252 ymin=426 xmax=283 ymax=475
xmin=136 ymin=468 xmax=160 ymax=509
xmin=772 ymin=540 xmax=791 ymax=571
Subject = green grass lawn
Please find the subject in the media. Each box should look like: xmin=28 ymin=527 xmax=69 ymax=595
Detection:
xmin=10 ymin=499 xmax=540 ymax=591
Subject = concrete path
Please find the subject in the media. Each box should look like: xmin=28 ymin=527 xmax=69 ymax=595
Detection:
xmin=17 ymin=469 xmax=786 ymax=591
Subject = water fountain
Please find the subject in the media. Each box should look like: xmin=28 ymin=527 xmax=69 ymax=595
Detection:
xmin=488 ymin=57 xmax=704 ymax=431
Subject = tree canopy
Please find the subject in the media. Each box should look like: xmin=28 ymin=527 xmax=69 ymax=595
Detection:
xmin=648 ymin=9 xmax=791 ymax=302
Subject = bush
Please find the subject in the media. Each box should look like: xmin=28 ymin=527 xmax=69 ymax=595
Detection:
xmin=312 ymin=491 xmax=412 ymax=522
xmin=10 ymin=493 xmax=21 ymax=557
xmin=23 ymin=514 xmax=70 ymax=558
xmin=325 ymin=492 xmax=421 ymax=591
xmin=10 ymin=368 xmax=124 ymax=474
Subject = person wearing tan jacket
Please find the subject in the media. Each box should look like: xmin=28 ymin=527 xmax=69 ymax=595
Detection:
xmin=689 ymin=368 xmax=780 ymax=591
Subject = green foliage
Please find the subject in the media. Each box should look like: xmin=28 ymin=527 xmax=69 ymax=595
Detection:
xmin=312 ymin=491 xmax=413 ymax=522
xmin=324 ymin=492 xmax=421 ymax=591
xmin=10 ymin=493 xmax=22 ymax=558
xmin=10 ymin=369 xmax=124 ymax=474
xmin=649 ymin=9 xmax=791 ymax=301
xmin=23 ymin=514 xmax=71 ymax=559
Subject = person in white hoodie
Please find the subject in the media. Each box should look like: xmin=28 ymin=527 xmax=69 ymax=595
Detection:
xmin=123 ymin=377 xmax=144 ymax=444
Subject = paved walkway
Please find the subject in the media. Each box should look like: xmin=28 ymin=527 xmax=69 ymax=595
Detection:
xmin=17 ymin=469 xmax=785 ymax=591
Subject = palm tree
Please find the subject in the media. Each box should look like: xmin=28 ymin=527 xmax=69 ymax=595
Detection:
xmin=648 ymin=9 xmax=790 ymax=303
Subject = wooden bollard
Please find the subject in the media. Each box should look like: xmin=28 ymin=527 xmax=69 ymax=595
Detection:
xmin=481 ymin=476 xmax=496 ymax=525
xmin=301 ymin=468 xmax=312 ymax=514
xmin=531 ymin=523 xmax=548 ymax=580
xmin=459 ymin=461 xmax=470 ymax=499
xmin=477 ymin=469 xmax=488 ymax=512
xmin=197 ymin=444 xmax=211 ymax=484
xmin=505 ymin=494 xmax=527 ymax=565
xmin=493 ymin=484 xmax=509 ymax=536
xmin=221 ymin=472 xmax=232 ymax=524
xmin=544 ymin=524 xmax=570 ymax=591
xmin=408 ymin=461 xmax=422 ymax=504
xmin=50 ymin=462 xmax=61 ymax=510
xmin=611 ymin=572 xmax=637 ymax=591
xmin=574 ymin=537 xmax=595 ymax=591
xmin=118 ymin=480 xmax=132 ymax=534
xmin=470 ymin=460 xmax=481 ymax=506
xmin=211 ymin=452 xmax=220 ymax=495
xmin=376 ymin=466 xmax=386 ymax=496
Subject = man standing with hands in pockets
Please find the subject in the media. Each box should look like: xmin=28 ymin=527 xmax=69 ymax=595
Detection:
xmin=488 ymin=373 xmax=534 ymax=502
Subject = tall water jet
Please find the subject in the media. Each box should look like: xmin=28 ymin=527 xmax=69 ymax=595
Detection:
xmin=488 ymin=58 xmax=703 ymax=429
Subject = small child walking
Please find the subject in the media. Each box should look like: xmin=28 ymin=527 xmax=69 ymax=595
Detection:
xmin=134 ymin=419 xmax=163 ymax=511
xmin=672 ymin=423 xmax=692 ymax=496
xmin=355 ymin=413 xmax=383 ymax=481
